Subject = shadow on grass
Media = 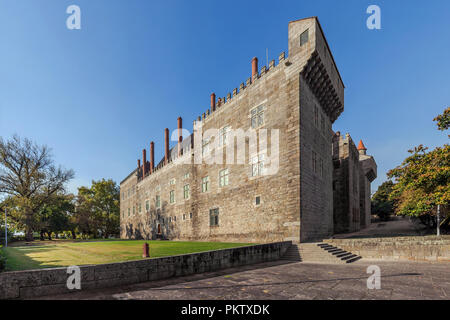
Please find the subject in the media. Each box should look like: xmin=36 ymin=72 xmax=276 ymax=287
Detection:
xmin=3 ymin=246 xmax=67 ymax=271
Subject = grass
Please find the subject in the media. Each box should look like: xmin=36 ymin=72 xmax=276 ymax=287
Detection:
xmin=2 ymin=240 xmax=253 ymax=271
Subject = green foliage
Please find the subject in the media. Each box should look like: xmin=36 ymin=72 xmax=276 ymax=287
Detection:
xmin=434 ymin=107 xmax=450 ymax=131
xmin=387 ymin=107 xmax=450 ymax=218
xmin=73 ymin=179 xmax=120 ymax=238
xmin=0 ymin=135 xmax=74 ymax=241
xmin=371 ymin=181 xmax=395 ymax=220
xmin=0 ymin=246 xmax=6 ymax=272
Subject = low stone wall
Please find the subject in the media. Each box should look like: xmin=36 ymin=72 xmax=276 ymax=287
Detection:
xmin=326 ymin=236 xmax=450 ymax=262
xmin=0 ymin=241 xmax=291 ymax=300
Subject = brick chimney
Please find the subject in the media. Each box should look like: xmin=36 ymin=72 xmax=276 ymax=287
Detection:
xmin=252 ymin=57 xmax=258 ymax=81
xmin=137 ymin=159 xmax=141 ymax=179
xmin=150 ymin=141 xmax=154 ymax=173
xmin=177 ymin=117 xmax=183 ymax=156
xmin=164 ymin=128 xmax=169 ymax=164
xmin=142 ymin=149 xmax=147 ymax=176
xmin=210 ymin=93 xmax=216 ymax=112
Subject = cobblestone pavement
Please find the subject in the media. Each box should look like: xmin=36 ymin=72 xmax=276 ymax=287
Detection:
xmin=37 ymin=259 xmax=450 ymax=300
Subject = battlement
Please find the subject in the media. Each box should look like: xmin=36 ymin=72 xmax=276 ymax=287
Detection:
xmin=193 ymin=51 xmax=287 ymax=126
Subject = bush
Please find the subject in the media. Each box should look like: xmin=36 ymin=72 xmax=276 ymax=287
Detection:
xmin=0 ymin=246 xmax=6 ymax=272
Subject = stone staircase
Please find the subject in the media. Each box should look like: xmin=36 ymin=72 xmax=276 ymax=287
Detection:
xmin=281 ymin=242 xmax=362 ymax=264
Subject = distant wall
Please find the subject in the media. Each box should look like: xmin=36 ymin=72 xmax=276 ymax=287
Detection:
xmin=0 ymin=241 xmax=291 ymax=300
xmin=326 ymin=236 xmax=450 ymax=262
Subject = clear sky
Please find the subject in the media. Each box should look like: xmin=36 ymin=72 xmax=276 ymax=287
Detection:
xmin=0 ymin=0 xmax=449 ymax=194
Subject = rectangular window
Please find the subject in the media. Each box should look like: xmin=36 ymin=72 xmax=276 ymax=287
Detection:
xmin=174 ymin=216 xmax=176 ymax=222
xmin=189 ymin=212 xmax=192 ymax=219
xmin=251 ymin=105 xmax=264 ymax=128
xmin=184 ymin=184 xmax=190 ymax=199
xmin=202 ymin=176 xmax=210 ymax=193
xmin=128 ymin=208 xmax=130 ymax=216
xmin=145 ymin=200 xmax=149 ymax=212
xmin=169 ymin=178 xmax=176 ymax=185
xmin=219 ymin=126 xmax=231 ymax=146
xmin=312 ymin=151 xmax=317 ymax=173
xmin=255 ymin=196 xmax=261 ymax=206
xmin=251 ymin=154 xmax=265 ymax=177
xmin=132 ymin=206 xmax=135 ymax=215
xmin=300 ymin=29 xmax=309 ymax=46
xmin=209 ymin=208 xmax=219 ymax=227
xmin=183 ymin=214 xmax=186 ymax=221
xmin=202 ymin=138 xmax=210 ymax=157
xmin=138 ymin=203 xmax=142 ymax=213
xmin=184 ymin=172 xmax=190 ymax=179
xmin=156 ymin=195 xmax=161 ymax=208
xmin=169 ymin=190 xmax=175 ymax=203
xmin=219 ymin=169 xmax=229 ymax=187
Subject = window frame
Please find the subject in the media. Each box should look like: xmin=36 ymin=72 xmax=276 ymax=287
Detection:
xmin=209 ymin=208 xmax=219 ymax=227
xmin=250 ymin=105 xmax=265 ymax=129
xmin=219 ymin=168 xmax=229 ymax=187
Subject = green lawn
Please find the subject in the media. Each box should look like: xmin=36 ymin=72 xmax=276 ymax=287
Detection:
xmin=2 ymin=240 xmax=252 ymax=271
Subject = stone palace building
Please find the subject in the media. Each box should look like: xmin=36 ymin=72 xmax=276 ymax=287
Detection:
xmin=120 ymin=17 xmax=377 ymax=243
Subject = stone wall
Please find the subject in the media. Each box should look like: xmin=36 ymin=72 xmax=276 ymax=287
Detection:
xmin=120 ymin=17 xmax=346 ymax=244
xmin=326 ymin=237 xmax=450 ymax=262
xmin=0 ymin=241 xmax=291 ymax=300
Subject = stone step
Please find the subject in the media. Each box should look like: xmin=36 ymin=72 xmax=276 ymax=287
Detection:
xmin=281 ymin=243 xmax=362 ymax=264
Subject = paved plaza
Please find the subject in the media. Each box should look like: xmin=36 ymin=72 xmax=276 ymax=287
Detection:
xmin=38 ymin=259 xmax=450 ymax=300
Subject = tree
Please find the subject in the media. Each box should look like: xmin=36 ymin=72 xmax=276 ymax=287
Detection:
xmin=371 ymin=180 xmax=396 ymax=221
xmin=37 ymin=193 xmax=74 ymax=240
xmin=434 ymin=107 xmax=450 ymax=131
xmin=388 ymin=144 xmax=450 ymax=217
xmin=387 ymin=107 xmax=450 ymax=219
xmin=74 ymin=179 xmax=120 ymax=238
xmin=0 ymin=135 xmax=74 ymax=241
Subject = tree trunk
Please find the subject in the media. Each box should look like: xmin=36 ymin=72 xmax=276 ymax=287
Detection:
xmin=40 ymin=231 xmax=45 ymax=241
xmin=71 ymin=230 xmax=76 ymax=239
xmin=25 ymin=227 xmax=34 ymax=242
xmin=47 ymin=232 xmax=52 ymax=241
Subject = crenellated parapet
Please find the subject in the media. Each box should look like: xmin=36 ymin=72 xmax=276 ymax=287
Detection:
xmin=300 ymin=51 xmax=344 ymax=123
xmin=193 ymin=52 xmax=287 ymax=125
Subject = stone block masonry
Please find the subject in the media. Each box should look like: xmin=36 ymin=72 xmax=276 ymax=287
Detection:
xmin=0 ymin=241 xmax=291 ymax=300
xmin=326 ymin=236 xmax=450 ymax=262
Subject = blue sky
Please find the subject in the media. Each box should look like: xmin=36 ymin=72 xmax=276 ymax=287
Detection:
xmin=0 ymin=0 xmax=449 ymax=194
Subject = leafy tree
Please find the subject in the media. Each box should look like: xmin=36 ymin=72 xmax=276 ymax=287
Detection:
xmin=371 ymin=180 xmax=396 ymax=221
xmin=388 ymin=107 xmax=450 ymax=219
xmin=0 ymin=135 xmax=74 ymax=241
xmin=74 ymin=179 xmax=120 ymax=238
xmin=37 ymin=193 xmax=74 ymax=240
xmin=388 ymin=144 xmax=449 ymax=217
xmin=434 ymin=107 xmax=450 ymax=131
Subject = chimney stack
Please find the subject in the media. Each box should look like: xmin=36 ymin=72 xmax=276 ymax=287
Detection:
xmin=164 ymin=128 xmax=169 ymax=164
xmin=252 ymin=57 xmax=258 ymax=81
xmin=150 ymin=141 xmax=154 ymax=173
xmin=177 ymin=117 xmax=183 ymax=156
xmin=142 ymin=149 xmax=147 ymax=176
xmin=210 ymin=93 xmax=216 ymax=112
xmin=137 ymin=159 xmax=141 ymax=179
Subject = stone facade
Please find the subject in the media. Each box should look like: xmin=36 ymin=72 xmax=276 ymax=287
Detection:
xmin=332 ymin=133 xmax=377 ymax=234
xmin=120 ymin=17 xmax=373 ymax=243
